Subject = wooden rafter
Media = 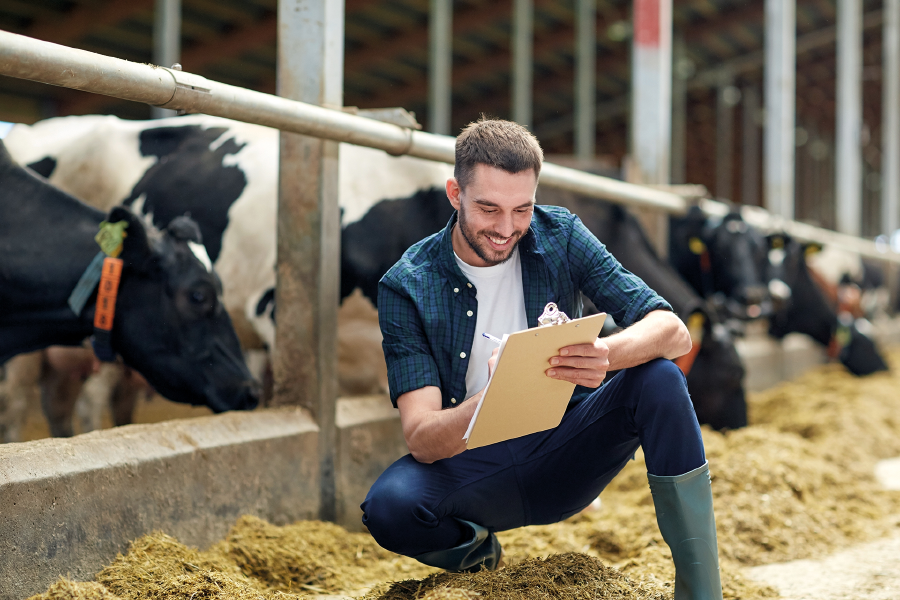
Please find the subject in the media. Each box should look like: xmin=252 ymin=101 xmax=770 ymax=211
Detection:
xmin=24 ymin=0 xmax=155 ymax=46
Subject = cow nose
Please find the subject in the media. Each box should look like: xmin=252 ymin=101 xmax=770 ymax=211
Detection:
xmin=739 ymin=284 xmax=769 ymax=305
xmin=241 ymin=378 xmax=262 ymax=410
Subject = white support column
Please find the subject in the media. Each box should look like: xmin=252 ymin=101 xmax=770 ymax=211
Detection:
xmin=716 ymin=71 xmax=738 ymax=200
xmin=836 ymin=0 xmax=863 ymax=236
xmin=429 ymin=0 xmax=452 ymax=135
xmin=151 ymin=0 xmax=180 ymax=119
xmin=671 ymin=35 xmax=687 ymax=184
xmin=883 ymin=0 xmax=900 ymax=235
xmin=631 ymin=0 xmax=672 ymax=184
xmin=275 ymin=0 xmax=343 ymax=521
xmin=764 ymin=0 xmax=796 ymax=220
xmin=741 ymin=84 xmax=761 ymax=206
xmin=511 ymin=0 xmax=532 ymax=128
xmin=575 ymin=0 xmax=596 ymax=161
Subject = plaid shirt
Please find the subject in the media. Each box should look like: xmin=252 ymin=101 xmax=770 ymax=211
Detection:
xmin=378 ymin=205 xmax=672 ymax=409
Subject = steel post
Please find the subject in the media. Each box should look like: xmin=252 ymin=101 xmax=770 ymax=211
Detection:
xmin=511 ymin=0 xmax=532 ymax=128
xmin=836 ymin=0 xmax=862 ymax=236
xmin=671 ymin=35 xmax=687 ymax=184
xmin=151 ymin=0 xmax=180 ymax=118
xmin=883 ymin=0 xmax=900 ymax=235
xmin=716 ymin=71 xmax=736 ymax=200
xmin=575 ymin=0 xmax=596 ymax=161
xmin=631 ymin=0 xmax=672 ymax=257
xmin=274 ymin=0 xmax=343 ymax=522
xmin=631 ymin=0 xmax=672 ymax=184
xmin=429 ymin=0 xmax=452 ymax=135
xmin=741 ymin=84 xmax=761 ymax=206
xmin=764 ymin=0 xmax=795 ymax=220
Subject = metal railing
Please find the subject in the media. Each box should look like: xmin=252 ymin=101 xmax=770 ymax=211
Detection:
xmin=0 ymin=29 xmax=897 ymax=263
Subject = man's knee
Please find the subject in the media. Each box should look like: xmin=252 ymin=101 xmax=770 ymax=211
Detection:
xmin=362 ymin=467 xmax=436 ymax=554
xmin=630 ymin=358 xmax=693 ymax=412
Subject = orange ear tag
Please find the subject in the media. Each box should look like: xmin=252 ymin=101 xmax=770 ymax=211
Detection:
xmin=93 ymin=257 xmax=124 ymax=331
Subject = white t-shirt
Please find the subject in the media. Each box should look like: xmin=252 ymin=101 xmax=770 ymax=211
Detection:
xmin=454 ymin=246 xmax=529 ymax=399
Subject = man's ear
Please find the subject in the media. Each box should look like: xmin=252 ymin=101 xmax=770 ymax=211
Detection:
xmin=108 ymin=206 xmax=153 ymax=271
xmin=446 ymin=177 xmax=462 ymax=211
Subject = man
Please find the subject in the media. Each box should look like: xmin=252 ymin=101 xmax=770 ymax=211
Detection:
xmin=362 ymin=119 xmax=723 ymax=600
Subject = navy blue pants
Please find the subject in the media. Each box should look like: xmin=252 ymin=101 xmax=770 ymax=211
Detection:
xmin=362 ymin=358 xmax=705 ymax=557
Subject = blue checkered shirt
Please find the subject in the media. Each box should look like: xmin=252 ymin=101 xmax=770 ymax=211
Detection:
xmin=378 ymin=205 xmax=672 ymax=408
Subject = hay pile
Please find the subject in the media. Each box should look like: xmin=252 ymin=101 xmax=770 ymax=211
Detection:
xmin=373 ymin=553 xmax=667 ymax=600
xmin=29 ymin=349 xmax=900 ymax=600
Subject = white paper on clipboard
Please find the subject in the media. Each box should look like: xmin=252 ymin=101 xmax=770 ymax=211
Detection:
xmin=463 ymin=333 xmax=509 ymax=441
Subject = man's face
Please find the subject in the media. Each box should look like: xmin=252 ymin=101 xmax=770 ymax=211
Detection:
xmin=447 ymin=163 xmax=537 ymax=267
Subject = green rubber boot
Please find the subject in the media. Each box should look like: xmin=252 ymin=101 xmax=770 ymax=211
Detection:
xmin=647 ymin=461 xmax=723 ymax=600
xmin=413 ymin=519 xmax=502 ymax=572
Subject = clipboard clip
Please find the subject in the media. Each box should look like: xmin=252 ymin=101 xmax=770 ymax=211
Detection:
xmin=537 ymin=302 xmax=572 ymax=327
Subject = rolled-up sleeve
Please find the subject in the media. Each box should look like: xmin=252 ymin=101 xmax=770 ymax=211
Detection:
xmin=378 ymin=278 xmax=442 ymax=406
xmin=566 ymin=215 xmax=671 ymax=326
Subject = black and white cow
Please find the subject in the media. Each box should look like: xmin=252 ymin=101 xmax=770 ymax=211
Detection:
xmin=669 ymin=206 xmax=771 ymax=320
xmin=765 ymin=233 xmax=889 ymax=376
xmin=0 ymin=141 xmax=260 ymax=417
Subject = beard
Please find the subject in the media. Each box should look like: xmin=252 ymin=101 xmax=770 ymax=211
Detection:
xmin=457 ymin=202 xmax=526 ymax=266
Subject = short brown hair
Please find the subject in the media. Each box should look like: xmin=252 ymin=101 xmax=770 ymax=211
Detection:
xmin=454 ymin=117 xmax=543 ymax=190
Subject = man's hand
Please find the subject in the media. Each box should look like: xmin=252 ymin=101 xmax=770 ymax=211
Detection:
xmin=545 ymin=338 xmax=610 ymax=388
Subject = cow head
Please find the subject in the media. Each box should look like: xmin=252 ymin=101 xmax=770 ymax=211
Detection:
xmin=107 ymin=206 xmax=260 ymax=412
xmin=670 ymin=207 xmax=770 ymax=320
xmin=765 ymin=234 xmax=835 ymax=346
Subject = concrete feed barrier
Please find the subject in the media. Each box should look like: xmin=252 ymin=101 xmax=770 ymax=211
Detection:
xmin=335 ymin=395 xmax=408 ymax=531
xmin=0 ymin=408 xmax=319 ymax=600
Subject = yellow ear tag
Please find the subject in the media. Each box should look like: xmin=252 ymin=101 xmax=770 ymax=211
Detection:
xmin=805 ymin=244 xmax=822 ymax=257
xmin=689 ymin=237 xmax=706 ymax=255
xmin=771 ymin=237 xmax=784 ymax=249
xmin=95 ymin=221 xmax=129 ymax=258
xmin=686 ymin=312 xmax=705 ymax=343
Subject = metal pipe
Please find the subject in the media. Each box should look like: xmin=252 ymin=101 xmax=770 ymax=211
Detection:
xmin=429 ymin=0 xmax=452 ymax=135
xmin=511 ymin=0 xmax=532 ymax=128
xmin=883 ymin=0 xmax=900 ymax=236
xmin=836 ymin=0 xmax=863 ymax=236
xmin=764 ymin=0 xmax=795 ymax=221
xmin=575 ymin=0 xmax=595 ymax=161
xmin=0 ymin=30 xmax=897 ymax=263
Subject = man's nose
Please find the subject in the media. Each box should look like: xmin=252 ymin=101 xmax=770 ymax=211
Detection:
xmin=495 ymin=212 xmax=515 ymax=237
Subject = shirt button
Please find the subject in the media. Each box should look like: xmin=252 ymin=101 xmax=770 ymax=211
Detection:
xmin=460 ymin=352 xmax=466 ymax=358
xmin=454 ymin=287 xmax=459 ymax=293
xmin=467 ymin=310 xmax=473 ymax=317
xmin=451 ymin=398 xmax=457 ymax=404
xmin=467 ymin=283 xmax=473 ymax=288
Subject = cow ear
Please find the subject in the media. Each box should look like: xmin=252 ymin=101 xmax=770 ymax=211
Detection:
xmin=108 ymin=206 xmax=154 ymax=270
xmin=166 ymin=215 xmax=203 ymax=244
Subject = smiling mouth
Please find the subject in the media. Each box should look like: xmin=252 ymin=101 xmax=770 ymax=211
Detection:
xmin=487 ymin=235 xmax=511 ymax=247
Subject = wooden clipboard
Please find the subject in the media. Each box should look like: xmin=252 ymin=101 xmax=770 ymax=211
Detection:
xmin=463 ymin=312 xmax=607 ymax=449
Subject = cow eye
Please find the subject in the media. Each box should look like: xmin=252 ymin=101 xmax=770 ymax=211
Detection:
xmin=190 ymin=290 xmax=208 ymax=305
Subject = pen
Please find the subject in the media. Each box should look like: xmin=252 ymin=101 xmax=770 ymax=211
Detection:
xmin=482 ymin=332 xmax=502 ymax=345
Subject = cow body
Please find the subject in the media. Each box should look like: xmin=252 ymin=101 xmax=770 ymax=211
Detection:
xmin=0 ymin=141 xmax=259 ymax=430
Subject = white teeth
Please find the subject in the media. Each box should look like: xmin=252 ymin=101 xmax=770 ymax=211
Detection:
xmin=488 ymin=236 xmax=510 ymax=245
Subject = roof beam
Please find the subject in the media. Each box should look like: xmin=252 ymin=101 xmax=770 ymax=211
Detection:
xmin=24 ymin=0 xmax=155 ymax=46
